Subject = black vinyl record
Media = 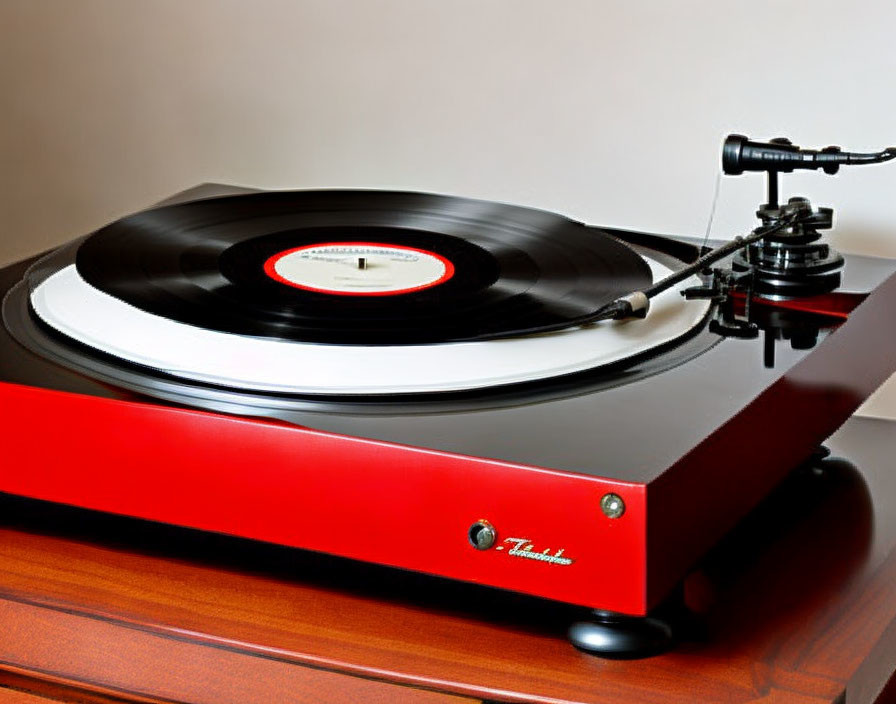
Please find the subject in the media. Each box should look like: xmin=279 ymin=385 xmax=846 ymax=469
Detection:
xmin=75 ymin=190 xmax=652 ymax=345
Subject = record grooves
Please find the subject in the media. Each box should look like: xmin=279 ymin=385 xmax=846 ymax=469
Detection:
xmin=74 ymin=190 xmax=652 ymax=344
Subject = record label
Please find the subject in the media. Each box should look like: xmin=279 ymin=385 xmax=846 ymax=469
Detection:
xmin=263 ymin=242 xmax=455 ymax=296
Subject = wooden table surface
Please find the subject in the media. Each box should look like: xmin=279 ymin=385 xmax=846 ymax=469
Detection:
xmin=0 ymin=416 xmax=895 ymax=704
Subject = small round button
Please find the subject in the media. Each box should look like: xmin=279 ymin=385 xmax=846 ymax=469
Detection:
xmin=468 ymin=520 xmax=496 ymax=550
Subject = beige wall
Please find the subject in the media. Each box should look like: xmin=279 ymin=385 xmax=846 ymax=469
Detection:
xmin=1 ymin=0 xmax=895 ymax=417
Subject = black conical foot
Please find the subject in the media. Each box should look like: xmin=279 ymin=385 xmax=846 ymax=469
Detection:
xmin=568 ymin=609 xmax=673 ymax=659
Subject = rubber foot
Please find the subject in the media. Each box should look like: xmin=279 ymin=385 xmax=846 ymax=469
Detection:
xmin=568 ymin=609 xmax=673 ymax=659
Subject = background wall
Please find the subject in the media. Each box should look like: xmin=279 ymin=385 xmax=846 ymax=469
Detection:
xmin=2 ymin=0 xmax=895 ymax=417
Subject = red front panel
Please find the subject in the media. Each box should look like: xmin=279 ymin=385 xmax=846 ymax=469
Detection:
xmin=0 ymin=382 xmax=648 ymax=614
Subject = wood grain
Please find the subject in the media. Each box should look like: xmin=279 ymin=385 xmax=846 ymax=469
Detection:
xmin=0 ymin=687 xmax=62 ymax=704
xmin=0 ymin=418 xmax=893 ymax=703
xmin=0 ymin=596 xmax=473 ymax=704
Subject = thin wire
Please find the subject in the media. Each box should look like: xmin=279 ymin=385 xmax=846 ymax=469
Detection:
xmin=701 ymin=170 xmax=722 ymax=253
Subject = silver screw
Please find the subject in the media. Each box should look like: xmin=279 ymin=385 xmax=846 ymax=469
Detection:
xmin=600 ymin=493 xmax=625 ymax=519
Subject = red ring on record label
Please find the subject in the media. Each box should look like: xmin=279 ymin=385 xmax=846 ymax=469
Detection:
xmin=263 ymin=241 xmax=455 ymax=296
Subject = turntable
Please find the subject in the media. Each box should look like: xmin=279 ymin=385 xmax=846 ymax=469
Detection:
xmin=2 ymin=135 xmax=896 ymax=658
